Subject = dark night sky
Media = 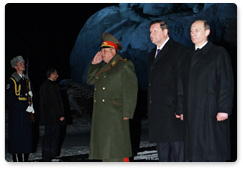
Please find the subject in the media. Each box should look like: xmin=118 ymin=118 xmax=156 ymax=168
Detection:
xmin=2 ymin=2 xmax=242 ymax=165
xmin=5 ymin=3 xmax=118 ymax=90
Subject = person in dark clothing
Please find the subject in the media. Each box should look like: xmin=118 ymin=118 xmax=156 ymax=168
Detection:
xmin=39 ymin=68 xmax=65 ymax=162
xmin=176 ymin=20 xmax=234 ymax=161
xmin=148 ymin=20 xmax=186 ymax=162
xmin=6 ymin=55 xmax=34 ymax=162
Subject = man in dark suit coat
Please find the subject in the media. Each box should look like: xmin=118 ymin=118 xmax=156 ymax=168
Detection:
xmin=39 ymin=68 xmax=65 ymax=162
xmin=176 ymin=20 xmax=234 ymax=161
xmin=148 ymin=20 xmax=186 ymax=162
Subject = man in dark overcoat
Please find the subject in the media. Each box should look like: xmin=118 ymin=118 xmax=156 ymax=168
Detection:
xmin=148 ymin=20 xmax=186 ymax=162
xmin=6 ymin=55 xmax=34 ymax=162
xmin=176 ymin=20 xmax=234 ymax=161
xmin=86 ymin=33 xmax=138 ymax=162
xmin=39 ymin=68 xmax=65 ymax=162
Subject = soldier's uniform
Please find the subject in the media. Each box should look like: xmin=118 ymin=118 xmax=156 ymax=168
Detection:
xmin=6 ymin=56 xmax=33 ymax=162
xmin=86 ymin=33 xmax=138 ymax=161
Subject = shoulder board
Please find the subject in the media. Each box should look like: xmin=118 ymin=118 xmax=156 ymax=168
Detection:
xmin=11 ymin=72 xmax=21 ymax=82
xmin=111 ymin=57 xmax=127 ymax=66
xmin=120 ymin=57 xmax=127 ymax=62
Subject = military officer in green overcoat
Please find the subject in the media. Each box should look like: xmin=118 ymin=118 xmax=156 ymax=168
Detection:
xmin=86 ymin=33 xmax=138 ymax=162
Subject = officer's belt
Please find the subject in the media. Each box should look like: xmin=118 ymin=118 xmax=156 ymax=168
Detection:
xmin=18 ymin=97 xmax=27 ymax=101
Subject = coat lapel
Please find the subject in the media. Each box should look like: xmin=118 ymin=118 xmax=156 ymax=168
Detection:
xmin=153 ymin=38 xmax=173 ymax=64
xmin=148 ymin=48 xmax=156 ymax=65
xmin=95 ymin=54 xmax=120 ymax=76
xmin=191 ymin=41 xmax=213 ymax=66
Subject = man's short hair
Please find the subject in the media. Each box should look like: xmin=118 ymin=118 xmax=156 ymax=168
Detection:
xmin=193 ymin=19 xmax=210 ymax=30
xmin=46 ymin=68 xmax=56 ymax=78
xmin=150 ymin=20 xmax=169 ymax=32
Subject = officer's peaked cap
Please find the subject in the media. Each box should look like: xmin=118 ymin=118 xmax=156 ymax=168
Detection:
xmin=101 ymin=33 xmax=123 ymax=51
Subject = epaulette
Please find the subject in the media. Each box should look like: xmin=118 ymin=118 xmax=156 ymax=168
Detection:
xmin=120 ymin=57 xmax=127 ymax=62
xmin=11 ymin=72 xmax=22 ymax=82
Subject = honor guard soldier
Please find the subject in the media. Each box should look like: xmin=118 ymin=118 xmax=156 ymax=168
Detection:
xmin=86 ymin=33 xmax=138 ymax=162
xmin=6 ymin=55 xmax=34 ymax=162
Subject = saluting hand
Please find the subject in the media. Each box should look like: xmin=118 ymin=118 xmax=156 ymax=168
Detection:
xmin=92 ymin=51 xmax=103 ymax=64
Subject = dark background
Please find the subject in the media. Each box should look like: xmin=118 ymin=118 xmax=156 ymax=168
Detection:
xmin=5 ymin=3 xmax=237 ymax=161
xmin=5 ymin=3 xmax=118 ymax=91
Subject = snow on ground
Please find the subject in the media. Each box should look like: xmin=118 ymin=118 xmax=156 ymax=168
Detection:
xmin=5 ymin=141 xmax=157 ymax=162
xmin=5 ymin=118 xmax=158 ymax=162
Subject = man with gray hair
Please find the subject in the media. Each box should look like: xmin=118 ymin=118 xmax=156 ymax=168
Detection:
xmin=6 ymin=55 xmax=34 ymax=162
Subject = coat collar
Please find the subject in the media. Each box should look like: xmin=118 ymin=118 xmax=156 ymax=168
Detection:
xmin=11 ymin=72 xmax=25 ymax=82
xmin=95 ymin=54 xmax=122 ymax=76
xmin=108 ymin=53 xmax=121 ymax=66
xmin=47 ymin=78 xmax=56 ymax=83
xmin=190 ymin=41 xmax=213 ymax=65
xmin=152 ymin=38 xmax=173 ymax=63
xmin=191 ymin=41 xmax=213 ymax=55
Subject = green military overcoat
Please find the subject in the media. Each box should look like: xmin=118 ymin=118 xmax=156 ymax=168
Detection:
xmin=86 ymin=54 xmax=138 ymax=160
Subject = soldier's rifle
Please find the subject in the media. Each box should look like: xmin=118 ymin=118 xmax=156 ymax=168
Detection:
xmin=26 ymin=57 xmax=35 ymax=123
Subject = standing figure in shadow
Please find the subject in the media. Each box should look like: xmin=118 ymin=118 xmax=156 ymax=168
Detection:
xmin=39 ymin=68 xmax=65 ymax=162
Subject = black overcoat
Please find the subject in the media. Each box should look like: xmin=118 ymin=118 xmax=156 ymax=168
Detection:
xmin=177 ymin=42 xmax=234 ymax=161
xmin=6 ymin=72 xmax=33 ymax=154
xmin=148 ymin=38 xmax=185 ymax=142
xmin=39 ymin=79 xmax=65 ymax=125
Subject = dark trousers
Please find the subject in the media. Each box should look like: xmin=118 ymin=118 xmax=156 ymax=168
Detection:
xmin=42 ymin=125 xmax=60 ymax=162
xmin=12 ymin=153 xmax=29 ymax=162
xmin=157 ymin=141 xmax=184 ymax=162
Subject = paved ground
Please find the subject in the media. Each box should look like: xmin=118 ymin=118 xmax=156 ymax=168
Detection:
xmin=5 ymin=117 xmax=237 ymax=162
xmin=5 ymin=127 xmax=159 ymax=162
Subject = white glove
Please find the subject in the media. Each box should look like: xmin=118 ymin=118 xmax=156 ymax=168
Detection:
xmin=28 ymin=91 xmax=33 ymax=97
xmin=26 ymin=104 xmax=35 ymax=113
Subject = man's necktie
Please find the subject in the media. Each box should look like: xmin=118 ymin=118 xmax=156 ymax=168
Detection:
xmin=155 ymin=49 xmax=160 ymax=58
